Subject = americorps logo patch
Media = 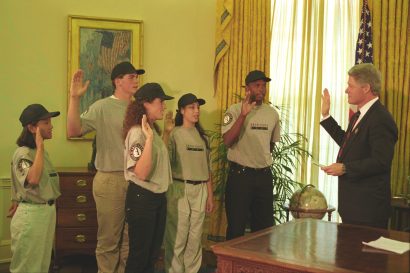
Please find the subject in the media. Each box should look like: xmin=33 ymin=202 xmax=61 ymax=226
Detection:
xmin=17 ymin=158 xmax=32 ymax=176
xmin=223 ymin=113 xmax=233 ymax=125
xmin=130 ymin=143 xmax=144 ymax=161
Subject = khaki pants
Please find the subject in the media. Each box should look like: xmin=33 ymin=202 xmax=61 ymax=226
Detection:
xmin=10 ymin=203 xmax=56 ymax=273
xmin=164 ymin=181 xmax=208 ymax=273
xmin=93 ymin=171 xmax=129 ymax=273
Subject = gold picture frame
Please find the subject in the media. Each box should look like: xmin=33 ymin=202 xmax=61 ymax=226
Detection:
xmin=67 ymin=15 xmax=143 ymax=140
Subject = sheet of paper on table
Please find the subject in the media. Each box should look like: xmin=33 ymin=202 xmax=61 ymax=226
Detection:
xmin=362 ymin=236 xmax=410 ymax=254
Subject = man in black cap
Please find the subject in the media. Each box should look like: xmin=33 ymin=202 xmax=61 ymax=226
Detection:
xmin=67 ymin=61 xmax=144 ymax=273
xmin=221 ymin=70 xmax=281 ymax=240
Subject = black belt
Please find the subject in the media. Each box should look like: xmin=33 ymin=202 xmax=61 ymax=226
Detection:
xmin=173 ymin=178 xmax=207 ymax=185
xmin=20 ymin=200 xmax=55 ymax=206
xmin=229 ymin=161 xmax=270 ymax=173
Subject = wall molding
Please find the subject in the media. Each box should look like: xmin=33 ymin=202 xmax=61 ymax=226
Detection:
xmin=0 ymin=179 xmax=12 ymax=264
xmin=0 ymin=178 xmax=11 ymax=189
xmin=0 ymin=239 xmax=11 ymax=264
xmin=0 ymin=240 xmax=10 ymax=247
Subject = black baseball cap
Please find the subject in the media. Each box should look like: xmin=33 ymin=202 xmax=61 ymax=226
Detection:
xmin=111 ymin=61 xmax=145 ymax=80
xmin=245 ymin=70 xmax=271 ymax=85
xmin=19 ymin=104 xmax=60 ymax=127
xmin=178 ymin=93 xmax=205 ymax=109
xmin=134 ymin=83 xmax=174 ymax=100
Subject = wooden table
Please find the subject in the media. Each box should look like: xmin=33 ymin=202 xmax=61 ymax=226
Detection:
xmin=212 ymin=219 xmax=410 ymax=273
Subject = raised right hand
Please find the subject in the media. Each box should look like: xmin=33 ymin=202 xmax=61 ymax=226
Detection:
xmin=70 ymin=70 xmax=90 ymax=98
xmin=141 ymin=114 xmax=153 ymax=139
xmin=35 ymin=126 xmax=44 ymax=150
xmin=321 ymin=88 xmax=331 ymax=117
xmin=240 ymin=91 xmax=256 ymax=117
xmin=164 ymin=111 xmax=175 ymax=133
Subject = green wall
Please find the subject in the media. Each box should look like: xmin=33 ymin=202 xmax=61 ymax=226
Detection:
xmin=0 ymin=0 xmax=217 ymax=262
xmin=0 ymin=0 xmax=218 ymax=176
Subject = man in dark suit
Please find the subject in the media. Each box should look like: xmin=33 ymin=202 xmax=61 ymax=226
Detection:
xmin=320 ymin=63 xmax=398 ymax=229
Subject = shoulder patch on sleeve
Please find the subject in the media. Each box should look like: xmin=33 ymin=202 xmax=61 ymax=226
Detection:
xmin=129 ymin=142 xmax=144 ymax=161
xmin=80 ymin=109 xmax=89 ymax=117
xmin=17 ymin=159 xmax=33 ymax=176
xmin=223 ymin=113 xmax=233 ymax=126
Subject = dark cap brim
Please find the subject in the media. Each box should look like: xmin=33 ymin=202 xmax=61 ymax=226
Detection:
xmin=178 ymin=95 xmax=206 ymax=108
xmin=197 ymin=98 xmax=206 ymax=105
xmin=246 ymin=76 xmax=271 ymax=85
xmin=162 ymin=95 xmax=174 ymax=100
xmin=39 ymin=111 xmax=60 ymax=120
xmin=136 ymin=69 xmax=145 ymax=75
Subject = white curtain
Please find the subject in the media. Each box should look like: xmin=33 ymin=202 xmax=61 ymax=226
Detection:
xmin=269 ymin=0 xmax=359 ymax=221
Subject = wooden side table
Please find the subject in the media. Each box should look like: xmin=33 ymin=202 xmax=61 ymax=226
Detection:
xmin=390 ymin=196 xmax=410 ymax=232
xmin=53 ymin=167 xmax=97 ymax=271
xmin=283 ymin=203 xmax=336 ymax=221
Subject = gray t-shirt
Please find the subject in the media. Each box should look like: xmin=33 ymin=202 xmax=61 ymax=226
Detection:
xmin=80 ymin=96 xmax=128 ymax=171
xmin=11 ymin=146 xmax=61 ymax=203
xmin=168 ymin=126 xmax=210 ymax=181
xmin=124 ymin=125 xmax=172 ymax=193
xmin=221 ymin=103 xmax=280 ymax=168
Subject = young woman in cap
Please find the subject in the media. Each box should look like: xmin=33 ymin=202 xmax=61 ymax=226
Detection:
xmin=123 ymin=82 xmax=174 ymax=273
xmin=163 ymin=93 xmax=214 ymax=273
xmin=10 ymin=104 xmax=60 ymax=273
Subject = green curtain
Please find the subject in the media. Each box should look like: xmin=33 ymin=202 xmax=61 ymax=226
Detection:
xmin=208 ymin=0 xmax=271 ymax=244
xmin=368 ymin=0 xmax=410 ymax=196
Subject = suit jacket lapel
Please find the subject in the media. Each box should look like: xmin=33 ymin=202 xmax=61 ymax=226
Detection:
xmin=339 ymin=101 xmax=381 ymax=161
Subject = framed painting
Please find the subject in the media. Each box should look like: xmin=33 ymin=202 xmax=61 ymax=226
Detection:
xmin=67 ymin=15 xmax=143 ymax=140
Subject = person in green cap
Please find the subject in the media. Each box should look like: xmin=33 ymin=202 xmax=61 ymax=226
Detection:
xmin=10 ymin=104 xmax=61 ymax=273
xmin=123 ymin=82 xmax=174 ymax=273
xmin=163 ymin=93 xmax=214 ymax=273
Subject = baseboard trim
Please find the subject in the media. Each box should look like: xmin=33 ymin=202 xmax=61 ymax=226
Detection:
xmin=0 ymin=178 xmax=11 ymax=189
xmin=0 ymin=239 xmax=11 ymax=264
xmin=0 ymin=240 xmax=10 ymax=247
xmin=0 ymin=258 xmax=11 ymax=264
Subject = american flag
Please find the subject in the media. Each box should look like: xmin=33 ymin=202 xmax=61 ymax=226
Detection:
xmin=355 ymin=0 xmax=373 ymax=64
xmin=350 ymin=0 xmax=373 ymax=118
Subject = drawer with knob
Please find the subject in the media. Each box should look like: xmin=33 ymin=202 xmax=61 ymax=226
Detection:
xmin=55 ymin=227 xmax=97 ymax=250
xmin=57 ymin=191 xmax=95 ymax=208
xmin=57 ymin=208 xmax=97 ymax=227
xmin=59 ymin=176 xmax=93 ymax=191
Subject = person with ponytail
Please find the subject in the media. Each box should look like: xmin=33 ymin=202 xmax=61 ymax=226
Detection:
xmin=10 ymin=104 xmax=60 ymax=273
xmin=123 ymin=83 xmax=174 ymax=273
xmin=163 ymin=93 xmax=214 ymax=273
